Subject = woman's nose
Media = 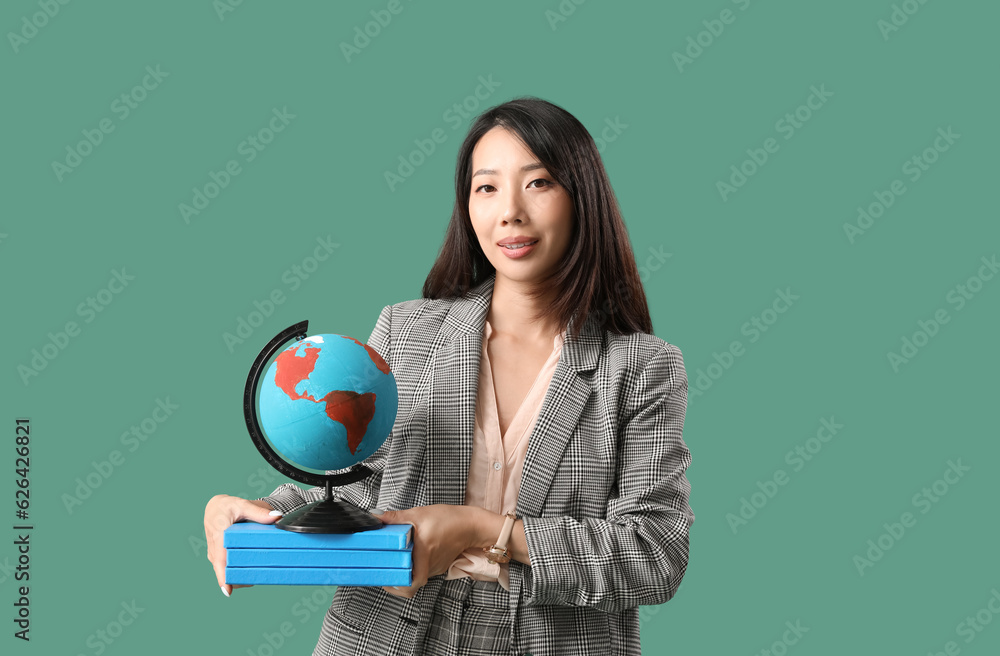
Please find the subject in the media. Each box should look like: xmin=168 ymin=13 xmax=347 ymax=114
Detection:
xmin=501 ymin=192 xmax=526 ymax=224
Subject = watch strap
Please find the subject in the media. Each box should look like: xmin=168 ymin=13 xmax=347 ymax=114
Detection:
xmin=496 ymin=511 xmax=515 ymax=548
xmin=484 ymin=512 xmax=516 ymax=564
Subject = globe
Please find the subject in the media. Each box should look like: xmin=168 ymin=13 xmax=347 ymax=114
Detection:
xmin=258 ymin=333 xmax=397 ymax=472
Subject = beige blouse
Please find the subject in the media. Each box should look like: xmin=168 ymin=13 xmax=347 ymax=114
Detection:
xmin=444 ymin=318 xmax=566 ymax=590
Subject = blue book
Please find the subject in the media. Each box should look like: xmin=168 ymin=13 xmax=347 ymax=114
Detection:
xmin=226 ymin=566 xmax=412 ymax=586
xmin=224 ymin=522 xmax=412 ymax=550
xmin=228 ymin=547 xmax=412 ymax=568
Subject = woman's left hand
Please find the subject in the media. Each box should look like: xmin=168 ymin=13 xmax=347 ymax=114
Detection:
xmin=376 ymin=504 xmax=483 ymax=599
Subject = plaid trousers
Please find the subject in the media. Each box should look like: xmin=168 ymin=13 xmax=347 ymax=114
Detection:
xmin=422 ymin=578 xmax=512 ymax=655
xmin=312 ymin=578 xmax=515 ymax=656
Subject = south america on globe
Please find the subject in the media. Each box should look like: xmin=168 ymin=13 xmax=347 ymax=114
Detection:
xmin=258 ymin=334 xmax=397 ymax=472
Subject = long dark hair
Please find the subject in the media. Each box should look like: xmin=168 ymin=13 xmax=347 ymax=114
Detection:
xmin=422 ymin=96 xmax=653 ymax=340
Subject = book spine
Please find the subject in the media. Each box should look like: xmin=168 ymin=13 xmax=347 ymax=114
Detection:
xmin=223 ymin=526 xmax=412 ymax=550
xmin=227 ymin=548 xmax=411 ymax=568
xmin=226 ymin=567 xmax=413 ymax=586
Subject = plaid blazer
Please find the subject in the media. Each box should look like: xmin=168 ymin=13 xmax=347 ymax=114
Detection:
xmin=259 ymin=272 xmax=694 ymax=656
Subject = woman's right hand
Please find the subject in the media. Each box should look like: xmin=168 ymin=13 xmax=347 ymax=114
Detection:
xmin=204 ymin=494 xmax=282 ymax=597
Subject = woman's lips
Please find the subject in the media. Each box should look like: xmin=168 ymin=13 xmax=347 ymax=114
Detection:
xmin=498 ymin=239 xmax=538 ymax=259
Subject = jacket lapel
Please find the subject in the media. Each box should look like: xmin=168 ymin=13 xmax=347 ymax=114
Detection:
xmin=424 ymin=274 xmax=492 ymax=506
xmin=425 ymin=272 xmax=603 ymax=513
xmin=517 ymin=307 xmax=602 ymax=518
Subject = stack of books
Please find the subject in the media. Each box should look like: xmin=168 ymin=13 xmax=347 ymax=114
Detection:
xmin=224 ymin=522 xmax=413 ymax=586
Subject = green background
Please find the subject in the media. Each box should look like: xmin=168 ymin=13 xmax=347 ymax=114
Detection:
xmin=2 ymin=1 xmax=998 ymax=654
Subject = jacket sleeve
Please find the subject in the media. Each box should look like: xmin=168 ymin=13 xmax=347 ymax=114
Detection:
xmin=518 ymin=342 xmax=693 ymax=614
xmin=255 ymin=304 xmax=394 ymax=515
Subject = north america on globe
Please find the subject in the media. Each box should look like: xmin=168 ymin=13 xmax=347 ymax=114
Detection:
xmin=271 ymin=336 xmax=390 ymax=456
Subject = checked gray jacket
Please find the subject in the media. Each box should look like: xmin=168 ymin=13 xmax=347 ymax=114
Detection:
xmin=258 ymin=272 xmax=694 ymax=655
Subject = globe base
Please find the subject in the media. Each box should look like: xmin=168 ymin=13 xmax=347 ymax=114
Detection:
xmin=276 ymin=497 xmax=384 ymax=534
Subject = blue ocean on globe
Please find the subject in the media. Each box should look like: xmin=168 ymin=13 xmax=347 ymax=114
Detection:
xmin=258 ymin=333 xmax=397 ymax=471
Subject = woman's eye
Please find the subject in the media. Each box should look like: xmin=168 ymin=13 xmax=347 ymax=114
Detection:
xmin=474 ymin=179 xmax=550 ymax=193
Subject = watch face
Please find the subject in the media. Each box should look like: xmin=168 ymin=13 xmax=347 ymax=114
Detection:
xmin=484 ymin=547 xmax=509 ymax=564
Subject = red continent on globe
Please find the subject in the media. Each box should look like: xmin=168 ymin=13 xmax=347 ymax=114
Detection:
xmin=271 ymin=336 xmax=388 ymax=455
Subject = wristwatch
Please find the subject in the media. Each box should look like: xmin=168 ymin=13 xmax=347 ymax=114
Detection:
xmin=483 ymin=512 xmax=517 ymax=564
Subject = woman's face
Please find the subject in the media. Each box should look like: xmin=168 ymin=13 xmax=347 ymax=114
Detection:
xmin=468 ymin=126 xmax=574 ymax=289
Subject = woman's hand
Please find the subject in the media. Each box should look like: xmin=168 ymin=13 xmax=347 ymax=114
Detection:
xmin=376 ymin=504 xmax=484 ymax=599
xmin=204 ymin=494 xmax=282 ymax=597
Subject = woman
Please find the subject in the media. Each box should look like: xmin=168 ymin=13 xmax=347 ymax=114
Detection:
xmin=204 ymin=96 xmax=694 ymax=655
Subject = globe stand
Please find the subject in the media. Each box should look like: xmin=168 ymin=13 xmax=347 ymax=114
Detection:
xmin=273 ymin=479 xmax=383 ymax=534
xmin=243 ymin=320 xmax=385 ymax=534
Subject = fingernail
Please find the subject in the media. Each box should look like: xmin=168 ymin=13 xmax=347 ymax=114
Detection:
xmin=371 ymin=508 xmax=385 ymax=516
xmin=268 ymin=510 xmax=283 ymax=516
xmin=221 ymin=586 xmax=231 ymax=598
